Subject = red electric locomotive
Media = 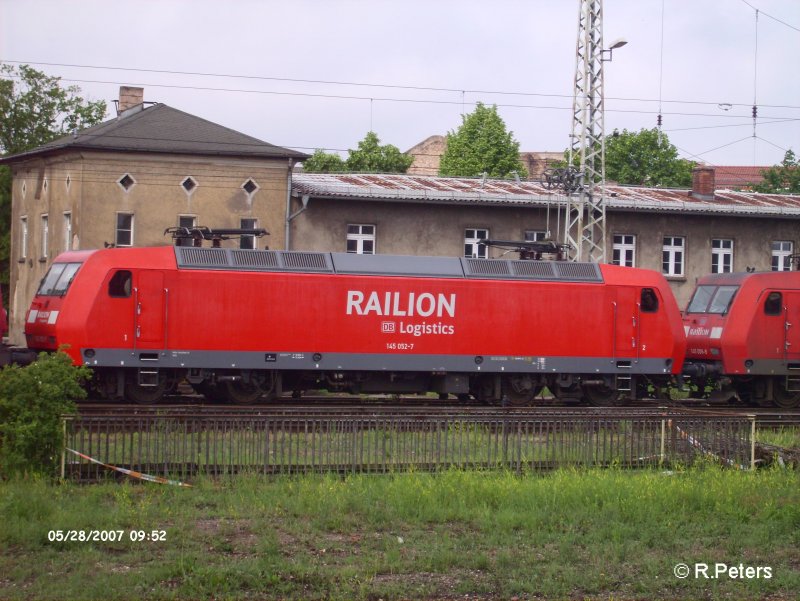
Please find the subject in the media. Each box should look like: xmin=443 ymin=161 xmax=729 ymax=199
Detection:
xmin=25 ymin=246 xmax=685 ymax=404
xmin=683 ymin=271 xmax=800 ymax=408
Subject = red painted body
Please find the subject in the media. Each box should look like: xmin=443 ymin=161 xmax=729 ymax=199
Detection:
xmin=25 ymin=247 xmax=686 ymax=404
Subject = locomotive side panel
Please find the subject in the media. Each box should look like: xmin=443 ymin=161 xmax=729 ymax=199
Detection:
xmin=81 ymin=268 xmax=679 ymax=375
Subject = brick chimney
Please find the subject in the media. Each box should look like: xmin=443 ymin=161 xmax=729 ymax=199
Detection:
xmin=690 ymin=166 xmax=715 ymax=201
xmin=117 ymin=86 xmax=144 ymax=115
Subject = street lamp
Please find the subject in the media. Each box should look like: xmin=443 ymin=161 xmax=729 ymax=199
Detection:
xmin=601 ymin=38 xmax=628 ymax=62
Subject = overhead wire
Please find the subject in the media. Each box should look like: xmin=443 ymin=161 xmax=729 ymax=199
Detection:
xmin=3 ymin=59 xmax=799 ymax=111
xmin=4 ymin=73 xmax=796 ymax=124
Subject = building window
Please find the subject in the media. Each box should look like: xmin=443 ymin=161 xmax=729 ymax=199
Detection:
xmin=117 ymin=173 xmax=136 ymax=192
xmin=63 ymin=212 xmax=72 ymax=252
xmin=181 ymin=176 xmax=198 ymax=195
xmin=242 ymin=178 xmax=259 ymax=197
xmin=65 ymin=174 xmax=71 ymax=191
xmin=116 ymin=213 xmax=134 ymax=247
xmin=772 ymin=241 xmax=793 ymax=272
xmin=40 ymin=215 xmax=49 ymax=259
xmin=524 ymin=230 xmax=548 ymax=242
xmin=612 ymin=234 xmax=636 ymax=267
xmin=20 ymin=216 xmax=28 ymax=259
xmin=662 ymin=236 xmax=684 ymax=277
xmin=712 ymin=239 xmax=733 ymax=273
xmin=465 ymin=228 xmax=489 ymax=258
xmin=240 ymin=218 xmax=257 ymax=250
xmin=176 ymin=215 xmax=196 ymax=247
xmin=346 ymin=224 xmax=375 ymax=254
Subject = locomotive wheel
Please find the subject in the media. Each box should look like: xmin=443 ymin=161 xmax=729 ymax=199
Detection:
xmin=583 ymin=384 xmax=630 ymax=407
xmin=124 ymin=372 xmax=167 ymax=404
xmin=772 ymin=378 xmax=800 ymax=409
xmin=223 ymin=380 xmax=263 ymax=405
xmin=503 ymin=375 xmax=542 ymax=406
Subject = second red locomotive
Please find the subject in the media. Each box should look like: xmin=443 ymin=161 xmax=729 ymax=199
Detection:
xmin=25 ymin=246 xmax=685 ymax=404
xmin=683 ymin=270 xmax=800 ymax=408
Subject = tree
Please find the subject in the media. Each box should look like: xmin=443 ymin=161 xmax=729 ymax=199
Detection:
xmin=302 ymin=149 xmax=347 ymax=173
xmin=302 ymin=132 xmax=413 ymax=174
xmin=604 ymin=128 xmax=694 ymax=187
xmin=0 ymin=64 xmax=107 ymax=298
xmin=439 ymin=103 xmax=527 ymax=178
xmin=754 ymin=150 xmax=800 ymax=194
xmin=345 ymin=131 xmax=413 ymax=173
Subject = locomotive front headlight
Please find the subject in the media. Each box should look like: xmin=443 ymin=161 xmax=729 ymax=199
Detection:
xmin=745 ymin=359 xmax=754 ymax=369
xmin=84 ymin=348 xmax=96 ymax=359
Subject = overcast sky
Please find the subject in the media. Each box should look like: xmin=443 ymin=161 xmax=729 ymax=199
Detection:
xmin=2 ymin=0 xmax=798 ymax=169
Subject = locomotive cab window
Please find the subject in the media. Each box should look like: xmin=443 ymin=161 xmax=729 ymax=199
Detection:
xmin=687 ymin=285 xmax=739 ymax=315
xmin=764 ymin=291 xmax=783 ymax=316
xmin=640 ymin=288 xmax=659 ymax=313
xmin=37 ymin=262 xmax=82 ymax=296
xmin=108 ymin=270 xmax=132 ymax=298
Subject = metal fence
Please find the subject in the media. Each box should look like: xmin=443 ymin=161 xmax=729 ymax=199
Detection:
xmin=62 ymin=408 xmax=756 ymax=481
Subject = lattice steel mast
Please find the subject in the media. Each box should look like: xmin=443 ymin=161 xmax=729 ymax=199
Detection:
xmin=565 ymin=0 xmax=607 ymax=262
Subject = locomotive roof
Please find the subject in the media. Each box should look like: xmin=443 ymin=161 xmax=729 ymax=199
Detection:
xmin=173 ymin=246 xmax=606 ymax=283
xmin=697 ymin=270 xmax=800 ymax=287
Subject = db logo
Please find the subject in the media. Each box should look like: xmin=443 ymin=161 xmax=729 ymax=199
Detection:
xmin=381 ymin=322 xmax=396 ymax=333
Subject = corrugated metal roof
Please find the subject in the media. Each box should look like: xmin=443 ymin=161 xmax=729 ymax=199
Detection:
xmin=1 ymin=104 xmax=308 ymax=164
xmin=292 ymin=172 xmax=800 ymax=216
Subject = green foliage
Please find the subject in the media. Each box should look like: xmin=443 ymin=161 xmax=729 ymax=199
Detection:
xmin=439 ymin=102 xmax=527 ymax=178
xmin=303 ymin=132 xmax=413 ymax=174
xmin=754 ymin=149 xmax=800 ymax=194
xmin=345 ymin=131 xmax=413 ymax=173
xmin=604 ymin=127 xmax=694 ymax=187
xmin=0 ymin=63 xmax=107 ymax=297
xmin=0 ymin=352 xmax=90 ymax=477
xmin=301 ymin=149 xmax=346 ymax=173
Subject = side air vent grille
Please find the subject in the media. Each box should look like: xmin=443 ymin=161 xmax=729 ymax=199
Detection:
xmin=510 ymin=260 xmax=557 ymax=278
xmin=175 ymin=248 xmax=333 ymax=273
xmin=554 ymin=262 xmax=603 ymax=281
xmin=231 ymin=250 xmax=280 ymax=268
xmin=282 ymin=252 xmax=331 ymax=271
xmin=462 ymin=258 xmax=603 ymax=282
xmin=176 ymin=247 xmax=229 ymax=266
xmin=464 ymin=258 xmax=511 ymax=276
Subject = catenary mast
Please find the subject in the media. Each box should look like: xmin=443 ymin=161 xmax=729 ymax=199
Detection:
xmin=565 ymin=0 xmax=607 ymax=262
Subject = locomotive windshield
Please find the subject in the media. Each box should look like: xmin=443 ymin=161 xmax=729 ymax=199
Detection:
xmin=37 ymin=262 xmax=82 ymax=297
xmin=687 ymin=285 xmax=739 ymax=314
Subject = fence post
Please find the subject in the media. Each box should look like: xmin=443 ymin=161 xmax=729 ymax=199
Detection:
xmin=749 ymin=415 xmax=756 ymax=471
xmin=60 ymin=417 xmax=68 ymax=481
xmin=659 ymin=407 xmax=667 ymax=467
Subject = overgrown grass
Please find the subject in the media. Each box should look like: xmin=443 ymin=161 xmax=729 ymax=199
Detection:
xmin=1 ymin=467 xmax=797 ymax=600
xmin=757 ymin=426 xmax=800 ymax=449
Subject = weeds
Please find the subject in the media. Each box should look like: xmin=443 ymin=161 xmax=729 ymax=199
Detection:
xmin=0 ymin=468 xmax=797 ymax=600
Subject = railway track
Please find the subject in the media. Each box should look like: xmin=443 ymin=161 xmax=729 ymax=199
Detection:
xmin=73 ymin=399 xmax=800 ymax=426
